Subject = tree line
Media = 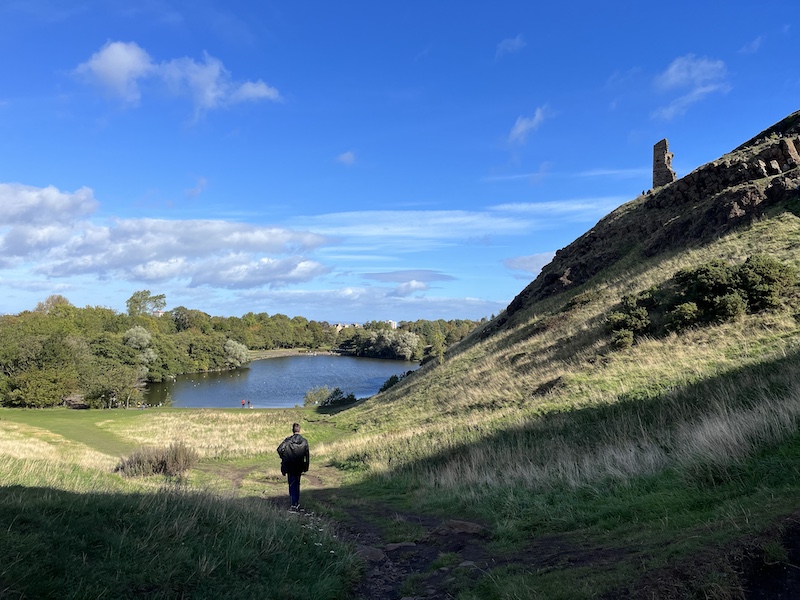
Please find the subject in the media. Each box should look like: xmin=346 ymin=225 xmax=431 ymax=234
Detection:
xmin=0 ymin=291 xmax=483 ymax=409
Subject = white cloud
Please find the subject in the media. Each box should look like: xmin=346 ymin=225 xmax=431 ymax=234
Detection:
xmin=130 ymin=257 xmax=188 ymax=281
xmin=0 ymin=183 xmax=331 ymax=290
xmin=491 ymin=197 xmax=626 ymax=218
xmin=504 ymin=252 xmax=555 ymax=275
xmin=185 ymin=176 xmax=208 ymax=198
xmin=161 ymin=53 xmax=228 ymax=112
xmin=336 ymin=151 xmax=356 ymax=166
xmin=75 ymin=41 xmax=281 ymax=117
xmin=229 ymin=80 xmax=281 ymax=103
xmin=0 ymin=183 xmax=97 ymax=225
xmin=2 ymin=224 xmax=74 ymax=256
xmin=187 ymin=255 xmax=330 ymax=289
xmin=739 ymin=36 xmax=764 ymax=54
xmin=496 ymin=34 xmax=526 ymax=59
xmin=75 ymin=41 xmax=155 ymax=105
xmin=654 ymin=55 xmax=727 ymax=90
xmin=508 ymin=106 xmax=549 ymax=144
xmin=40 ymin=218 xmax=329 ymax=276
xmin=390 ymin=280 xmax=429 ymax=297
xmin=363 ymin=270 xmax=455 ymax=283
xmin=652 ymin=54 xmax=730 ymax=119
xmin=296 ymin=209 xmax=531 ymax=251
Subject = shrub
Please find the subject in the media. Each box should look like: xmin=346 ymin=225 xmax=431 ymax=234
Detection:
xmin=667 ymin=302 xmax=700 ymax=332
xmin=304 ymin=385 xmax=332 ymax=407
xmin=379 ymin=374 xmax=400 ymax=393
xmin=321 ymin=387 xmax=357 ymax=408
xmin=711 ymin=292 xmax=747 ymax=323
xmin=612 ymin=329 xmax=634 ymax=349
xmin=116 ymin=441 xmax=199 ymax=477
xmin=606 ymin=311 xmax=631 ymax=333
xmin=634 ymin=286 xmax=661 ymax=309
xmin=735 ymin=254 xmax=797 ymax=312
xmin=626 ymin=306 xmax=651 ymax=333
xmin=675 ymin=260 xmax=735 ymax=309
xmin=606 ymin=306 xmax=650 ymax=335
xmin=620 ymin=294 xmax=639 ymax=312
xmin=607 ymin=255 xmax=796 ymax=346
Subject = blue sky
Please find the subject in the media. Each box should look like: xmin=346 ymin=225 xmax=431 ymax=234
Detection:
xmin=1 ymin=1 xmax=797 ymax=323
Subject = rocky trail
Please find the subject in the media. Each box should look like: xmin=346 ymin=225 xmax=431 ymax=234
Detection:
xmin=305 ymin=489 xmax=497 ymax=600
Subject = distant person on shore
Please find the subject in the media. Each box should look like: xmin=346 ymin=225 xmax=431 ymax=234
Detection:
xmin=241 ymin=398 xmax=245 ymax=408
xmin=277 ymin=423 xmax=310 ymax=510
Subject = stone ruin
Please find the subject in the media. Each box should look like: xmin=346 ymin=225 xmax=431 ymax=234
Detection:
xmin=653 ymin=138 xmax=677 ymax=189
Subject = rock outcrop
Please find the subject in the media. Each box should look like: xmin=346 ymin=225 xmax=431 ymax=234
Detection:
xmin=494 ymin=110 xmax=800 ymax=331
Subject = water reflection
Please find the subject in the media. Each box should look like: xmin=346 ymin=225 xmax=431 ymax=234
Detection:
xmin=146 ymin=354 xmax=417 ymax=409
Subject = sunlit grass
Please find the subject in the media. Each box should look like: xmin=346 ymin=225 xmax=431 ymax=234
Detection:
xmin=99 ymin=408 xmax=311 ymax=458
xmin=0 ymin=420 xmax=118 ymax=472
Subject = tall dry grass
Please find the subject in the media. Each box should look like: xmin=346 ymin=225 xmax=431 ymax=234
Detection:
xmin=99 ymin=409 xmax=310 ymax=458
xmin=321 ymin=211 xmax=800 ymax=498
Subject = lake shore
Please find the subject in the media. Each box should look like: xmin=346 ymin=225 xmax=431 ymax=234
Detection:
xmin=248 ymin=348 xmax=335 ymax=360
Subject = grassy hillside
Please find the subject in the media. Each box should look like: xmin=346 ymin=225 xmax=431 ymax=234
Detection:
xmin=2 ymin=112 xmax=800 ymax=599
xmin=309 ymin=114 xmax=800 ymax=597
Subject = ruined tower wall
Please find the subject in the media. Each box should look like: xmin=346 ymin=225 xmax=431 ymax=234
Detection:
xmin=653 ymin=138 xmax=677 ymax=188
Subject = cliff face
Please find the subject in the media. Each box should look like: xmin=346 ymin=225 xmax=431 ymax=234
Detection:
xmin=496 ymin=111 xmax=800 ymax=329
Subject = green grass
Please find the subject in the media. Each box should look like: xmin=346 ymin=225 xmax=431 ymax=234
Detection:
xmin=0 ymin=407 xmax=146 ymax=456
xmin=0 ymin=410 xmax=360 ymax=599
xmin=0 ymin=465 xmax=359 ymax=599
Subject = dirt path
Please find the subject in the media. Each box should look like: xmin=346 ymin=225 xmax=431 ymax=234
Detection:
xmin=225 ymin=464 xmax=800 ymax=598
xmin=261 ymin=468 xmax=633 ymax=599
xmin=305 ymin=488 xmax=496 ymax=600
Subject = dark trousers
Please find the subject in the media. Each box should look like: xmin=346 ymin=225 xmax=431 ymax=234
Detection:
xmin=288 ymin=473 xmax=301 ymax=507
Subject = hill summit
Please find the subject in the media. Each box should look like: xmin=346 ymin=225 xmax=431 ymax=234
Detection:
xmin=496 ymin=110 xmax=800 ymax=332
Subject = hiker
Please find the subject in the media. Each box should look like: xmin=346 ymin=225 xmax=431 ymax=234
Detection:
xmin=277 ymin=423 xmax=310 ymax=510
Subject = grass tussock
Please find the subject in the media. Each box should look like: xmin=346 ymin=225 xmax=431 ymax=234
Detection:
xmin=115 ymin=440 xmax=200 ymax=477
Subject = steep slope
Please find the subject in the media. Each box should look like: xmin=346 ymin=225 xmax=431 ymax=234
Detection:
xmin=320 ymin=110 xmax=800 ymax=598
xmin=496 ymin=109 xmax=800 ymax=332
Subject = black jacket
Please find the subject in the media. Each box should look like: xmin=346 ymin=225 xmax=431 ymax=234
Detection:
xmin=277 ymin=434 xmax=310 ymax=475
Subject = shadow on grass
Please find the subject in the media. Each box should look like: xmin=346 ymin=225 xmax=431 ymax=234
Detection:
xmin=0 ymin=483 xmax=357 ymax=599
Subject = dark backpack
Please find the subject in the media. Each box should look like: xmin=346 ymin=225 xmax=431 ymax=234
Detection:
xmin=277 ymin=435 xmax=309 ymax=473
